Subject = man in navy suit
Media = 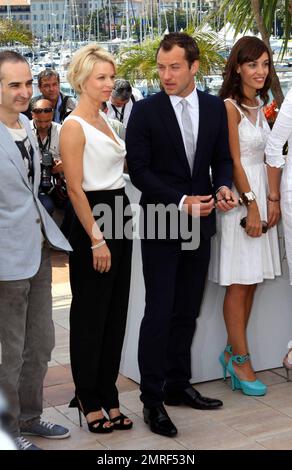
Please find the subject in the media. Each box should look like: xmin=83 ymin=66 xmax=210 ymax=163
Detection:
xmin=126 ymin=33 xmax=237 ymax=437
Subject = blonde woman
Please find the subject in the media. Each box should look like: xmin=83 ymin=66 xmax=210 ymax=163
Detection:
xmin=60 ymin=44 xmax=133 ymax=433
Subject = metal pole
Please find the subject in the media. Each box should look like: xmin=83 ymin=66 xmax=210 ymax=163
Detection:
xmin=125 ymin=0 xmax=130 ymax=44
xmin=97 ymin=6 xmax=100 ymax=42
xmin=157 ymin=0 xmax=161 ymax=36
xmin=108 ymin=0 xmax=113 ymax=41
xmin=150 ymin=0 xmax=154 ymax=39
xmin=139 ymin=12 xmax=143 ymax=44
xmin=199 ymin=0 xmax=202 ymax=24
xmin=173 ymin=7 xmax=176 ymax=32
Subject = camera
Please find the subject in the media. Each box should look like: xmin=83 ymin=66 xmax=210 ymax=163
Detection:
xmin=40 ymin=151 xmax=53 ymax=193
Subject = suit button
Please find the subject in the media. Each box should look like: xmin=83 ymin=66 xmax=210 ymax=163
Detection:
xmin=36 ymin=218 xmax=41 ymax=224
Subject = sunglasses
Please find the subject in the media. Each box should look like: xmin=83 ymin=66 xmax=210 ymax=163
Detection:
xmin=32 ymin=107 xmax=54 ymax=114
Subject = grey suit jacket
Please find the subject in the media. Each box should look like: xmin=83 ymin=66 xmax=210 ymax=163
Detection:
xmin=0 ymin=113 xmax=71 ymax=281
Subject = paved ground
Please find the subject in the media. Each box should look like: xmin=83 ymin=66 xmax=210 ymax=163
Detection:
xmin=34 ymin=250 xmax=292 ymax=450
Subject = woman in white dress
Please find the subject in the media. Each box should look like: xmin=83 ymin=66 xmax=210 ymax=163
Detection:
xmin=60 ymin=45 xmax=133 ymax=433
xmin=209 ymin=37 xmax=281 ymax=396
xmin=265 ymin=87 xmax=292 ymax=379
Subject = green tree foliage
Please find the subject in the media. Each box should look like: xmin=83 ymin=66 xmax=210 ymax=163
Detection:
xmin=0 ymin=19 xmax=33 ymax=46
xmin=117 ymin=29 xmax=225 ymax=86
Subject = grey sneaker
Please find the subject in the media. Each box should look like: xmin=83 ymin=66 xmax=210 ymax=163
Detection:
xmin=20 ymin=419 xmax=70 ymax=439
xmin=14 ymin=436 xmax=42 ymax=450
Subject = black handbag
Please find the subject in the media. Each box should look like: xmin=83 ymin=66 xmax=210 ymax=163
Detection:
xmin=240 ymin=217 xmax=268 ymax=233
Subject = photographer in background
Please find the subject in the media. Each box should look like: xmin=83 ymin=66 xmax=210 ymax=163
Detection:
xmin=31 ymin=99 xmax=62 ymax=215
xmin=31 ymin=99 xmax=73 ymax=237
xmin=34 ymin=69 xmax=76 ymax=124
xmin=106 ymin=78 xmax=143 ymax=129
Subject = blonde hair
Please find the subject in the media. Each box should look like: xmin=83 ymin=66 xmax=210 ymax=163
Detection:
xmin=67 ymin=44 xmax=116 ymax=94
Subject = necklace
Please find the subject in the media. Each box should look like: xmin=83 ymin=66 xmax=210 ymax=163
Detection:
xmin=241 ymin=103 xmax=261 ymax=110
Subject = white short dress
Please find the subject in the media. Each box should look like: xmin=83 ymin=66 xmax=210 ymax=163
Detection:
xmin=209 ymin=99 xmax=281 ymax=286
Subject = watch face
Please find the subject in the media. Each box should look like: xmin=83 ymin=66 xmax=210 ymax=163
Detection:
xmin=242 ymin=192 xmax=255 ymax=205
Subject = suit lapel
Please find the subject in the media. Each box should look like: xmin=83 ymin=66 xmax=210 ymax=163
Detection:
xmin=156 ymin=92 xmax=191 ymax=177
xmin=192 ymin=90 xmax=208 ymax=176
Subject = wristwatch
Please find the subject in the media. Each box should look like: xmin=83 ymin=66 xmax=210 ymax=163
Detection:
xmin=241 ymin=191 xmax=256 ymax=206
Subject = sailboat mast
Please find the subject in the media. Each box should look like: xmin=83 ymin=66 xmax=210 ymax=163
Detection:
xmin=125 ymin=0 xmax=130 ymax=44
xmin=96 ymin=2 xmax=100 ymax=42
xmin=139 ymin=9 xmax=143 ymax=43
xmin=157 ymin=0 xmax=161 ymax=36
xmin=149 ymin=0 xmax=153 ymax=39
xmin=61 ymin=0 xmax=67 ymax=47
xmin=173 ymin=7 xmax=176 ymax=32
xmin=108 ymin=0 xmax=113 ymax=41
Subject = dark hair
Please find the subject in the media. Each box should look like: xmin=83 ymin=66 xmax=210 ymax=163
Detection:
xmin=101 ymin=101 xmax=108 ymax=112
xmin=38 ymin=68 xmax=60 ymax=87
xmin=156 ymin=32 xmax=200 ymax=68
xmin=112 ymin=79 xmax=132 ymax=101
xmin=0 ymin=50 xmax=28 ymax=80
xmin=219 ymin=36 xmax=271 ymax=106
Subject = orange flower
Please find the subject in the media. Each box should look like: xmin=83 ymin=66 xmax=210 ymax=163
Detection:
xmin=264 ymin=100 xmax=278 ymax=122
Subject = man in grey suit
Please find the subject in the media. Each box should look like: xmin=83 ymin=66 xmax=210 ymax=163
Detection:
xmin=0 ymin=51 xmax=72 ymax=450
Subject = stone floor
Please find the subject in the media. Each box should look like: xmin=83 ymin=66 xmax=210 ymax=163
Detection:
xmin=33 ymin=251 xmax=292 ymax=450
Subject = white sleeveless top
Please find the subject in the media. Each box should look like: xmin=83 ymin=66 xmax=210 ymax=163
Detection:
xmin=224 ymin=98 xmax=270 ymax=167
xmin=65 ymin=112 xmax=126 ymax=191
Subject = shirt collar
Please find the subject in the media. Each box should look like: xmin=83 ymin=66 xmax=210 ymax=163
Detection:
xmin=53 ymin=94 xmax=62 ymax=123
xmin=169 ymin=86 xmax=198 ymax=108
xmin=57 ymin=94 xmax=62 ymax=108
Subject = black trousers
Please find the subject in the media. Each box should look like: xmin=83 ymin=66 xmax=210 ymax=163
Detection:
xmin=69 ymin=189 xmax=132 ymax=414
xmin=139 ymin=238 xmax=210 ymax=408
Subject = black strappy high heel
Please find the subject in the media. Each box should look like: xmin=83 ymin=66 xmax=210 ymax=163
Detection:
xmin=69 ymin=396 xmax=114 ymax=434
xmin=104 ymin=408 xmax=133 ymax=430
xmin=110 ymin=413 xmax=133 ymax=430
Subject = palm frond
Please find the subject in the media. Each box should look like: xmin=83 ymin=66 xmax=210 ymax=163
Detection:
xmin=218 ymin=0 xmax=292 ymax=57
xmin=218 ymin=0 xmax=254 ymax=35
xmin=117 ymin=29 xmax=225 ymax=86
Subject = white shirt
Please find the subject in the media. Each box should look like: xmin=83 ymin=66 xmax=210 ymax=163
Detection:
xmin=169 ymin=88 xmax=199 ymax=209
xmin=106 ymin=88 xmax=143 ymax=128
xmin=265 ymin=88 xmax=292 ymax=168
xmin=6 ymin=125 xmax=33 ymax=184
xmin=30 ymin=120 xmax=61 ymax=161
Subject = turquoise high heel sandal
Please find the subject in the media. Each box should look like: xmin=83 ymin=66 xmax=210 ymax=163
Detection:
xmin=219 ymin=345 xmax=232 ymax=380
xmin=227 ymin=354 xmax=267 ymax=396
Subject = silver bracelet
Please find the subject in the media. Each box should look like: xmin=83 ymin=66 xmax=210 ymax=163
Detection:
xmin=91 ymin=240 xmax=106 ymax=250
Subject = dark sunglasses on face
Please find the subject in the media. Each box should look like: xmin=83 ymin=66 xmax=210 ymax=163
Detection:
xmin=32 ymin=107 xmax=54 ymax=114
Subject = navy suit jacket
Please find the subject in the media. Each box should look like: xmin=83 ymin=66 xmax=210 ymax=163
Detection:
xmin=126 ymin=89 xmax=233 ymax=240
